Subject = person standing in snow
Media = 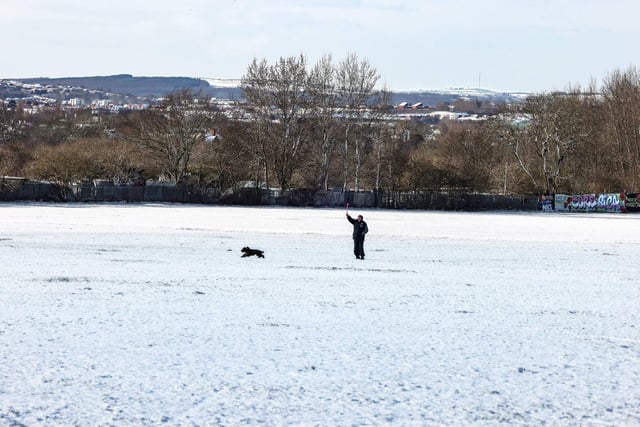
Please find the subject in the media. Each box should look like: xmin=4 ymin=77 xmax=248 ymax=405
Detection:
xmin=347 ymin=213 xmax=368 ymax=259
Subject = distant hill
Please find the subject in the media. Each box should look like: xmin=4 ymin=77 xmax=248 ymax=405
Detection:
xmin=388 ymin=88 xmax=528 ymax=107
xmin=15 ymin=74 xmax=212 ymax=98
xmin=3 ymin=75 xmax=529 ymax=106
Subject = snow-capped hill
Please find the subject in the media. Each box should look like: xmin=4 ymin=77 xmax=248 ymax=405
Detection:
xmin=2 ymin=75 xmax=531 ymax=105
xmin=202 ymin=78 xmax=241 ymax=88
xmin=400 ymin=87 xmax=530 ymax=100
xmin=200 ymin=78 xmax=529 ymax=104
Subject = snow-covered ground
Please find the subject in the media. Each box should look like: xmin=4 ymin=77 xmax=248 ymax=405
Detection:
xmin=1 ymin=203 xmax=639 ymax=426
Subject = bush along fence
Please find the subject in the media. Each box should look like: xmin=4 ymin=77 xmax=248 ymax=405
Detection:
xmin=539 ymin=193 xmax=640 ymax=213
xmin=1 ymin=176 xmax=539 ymax=211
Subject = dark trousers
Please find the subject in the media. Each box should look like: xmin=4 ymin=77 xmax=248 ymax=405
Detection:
xmin=353 ymin=237 xmax=365 ymax=258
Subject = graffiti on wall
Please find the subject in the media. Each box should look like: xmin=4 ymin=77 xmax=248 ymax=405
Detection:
xmin=624 ymin=194 xmax=640 ymax=212
xmin=596 ymin=193 xmax=625 ymax=212
xmin=539 ymin=194 xmax=554 ymax=211
xmin=553 ymin=193 xmax=625 ymax=213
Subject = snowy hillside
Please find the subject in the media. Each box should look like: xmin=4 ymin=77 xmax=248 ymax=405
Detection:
xmin=3 ymin=75 xmax=530 ymax=105
xmin=200 ymin=77 xmax=530 ymax=104
xmin=202 ymin=78 xmax=242 ymax=88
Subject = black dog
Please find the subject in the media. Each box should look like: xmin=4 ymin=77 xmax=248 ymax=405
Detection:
xmin=241 ymin=246 xmax=265 ymax=258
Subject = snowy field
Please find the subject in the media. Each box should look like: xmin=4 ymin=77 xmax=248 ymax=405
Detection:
xmin=1 ymin=203 xmax=639 ymax=426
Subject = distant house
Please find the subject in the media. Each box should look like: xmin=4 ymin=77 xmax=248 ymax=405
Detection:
xmin=396 ymin=101 xmax=426 ymax=110
xmin=205 ymin=128 xmax=220 ymax=143
xmin=427 ymin=111 xmax=469 ymax=120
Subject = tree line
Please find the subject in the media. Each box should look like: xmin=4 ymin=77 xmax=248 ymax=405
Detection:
xmin=2 ymin=55 xmax=640 ymax=197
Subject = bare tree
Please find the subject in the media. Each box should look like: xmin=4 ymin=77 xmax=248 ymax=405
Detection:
xmin=241 ymin=54 xmax=312 ymax=191
xmin=386 ymin=120 xmax=426 ymax=189
xmin=335 ymin=53 xmax=379 ymax=190
xmin=488 ymin=89 xmax=594 ymax=194
xmin=362 ymin=86 xmax=392 ymax=192
xmin=308 ymin=54 xmax=339 ymax=190
xmin=436 ymin=122 xmax=505 ymax=192
xmin=602 ymin=66 xmax=640 ymax=190
xmin=187 ymin=116 xmax=252 ymax=194
xmin=0 ymin=101 xmax=30 ymax=177
xmin=1 ymin=101 xmax=29 ymax=144
xmin=25 ymin=138 xmax=145 ymax=187
xmin=125 ymin=89 xmax=214 ymax=183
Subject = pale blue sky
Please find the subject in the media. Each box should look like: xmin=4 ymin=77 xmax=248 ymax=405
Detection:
xmin=3 ymin=0 xmax=639 ymax=92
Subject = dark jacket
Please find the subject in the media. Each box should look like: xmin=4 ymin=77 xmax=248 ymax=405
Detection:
xmin=347 ymin=215 xmax=368 ymax=239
